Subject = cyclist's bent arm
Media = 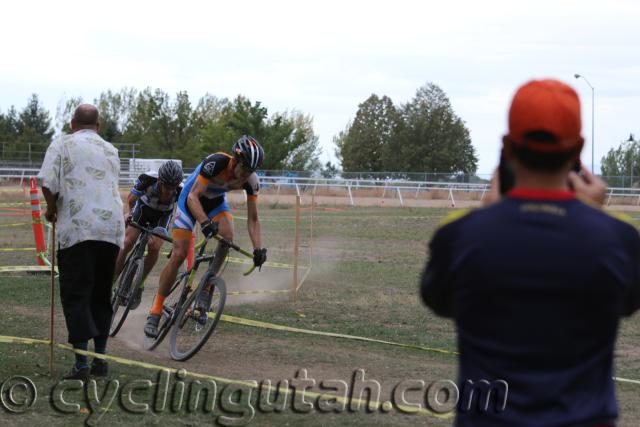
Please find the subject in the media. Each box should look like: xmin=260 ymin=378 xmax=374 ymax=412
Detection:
xmin=246 ymin=197 xmax=262 ymax=249
xmin=186 ymin=180 xmax=210 ymax=225
xmin=126 ymin=193 xmax=139 ymax=213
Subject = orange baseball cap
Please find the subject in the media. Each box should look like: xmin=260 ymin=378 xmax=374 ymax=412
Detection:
xmin=507 ymin=79 xmax=583 ymax=152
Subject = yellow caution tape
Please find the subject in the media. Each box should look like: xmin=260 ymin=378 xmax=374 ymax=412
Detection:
xmin=219 ymin=315 xmax=459 ymax=356
xmin=227 ymin=289 xmax=290 ymax=296
xmin=0 ymin=266 xmax=58 ymax=274
xmin=0 ymin=222 xmax=30 ymax=227
xmin=0 ymin=202 xmax=31 ymax=207
xmin=0 ymin=335 xmax=50 ymax=345
xmin=614 ymin=376 xmax=640 ymax=385
xmin=0 ymin=247 xmax=36 ymax=251
xmin=227 ymin=256 xmax=301 ymax=270
xmin=0 ymin=334 xmax=449 ymax=418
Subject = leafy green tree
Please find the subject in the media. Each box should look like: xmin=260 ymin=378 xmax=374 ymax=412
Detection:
xmin=601 ymin=134 xmax=639 ymax=184
xmin=391 ymin=83 xmax=477 ymax=174
xmin=275 ymin=112 xmax=321 ymax=171
xmin=198 ymin=96 xmax=321 ymax=171
xmin=94 ymin=88 xmax=136 ymax=143
xmin=17 ymin=94 xmax=53 ymax=139
xmin=0 ymin=107 xmax=19 ymax=141
xmin=122 ymin=89 xmax=188 ymax=162
xmin=192 ymin=96 xmax=238 ymax=164
xmin=0 ymin=107 xmax=19 ymax=161
xmin=336 ymin=84 xmax=478 ymax=176
xmin=12 ymin=94 xmax=54 ymax=162
xmin=336 ymin=95 xmax=401 ymax=173
xmin=56 ymin=96 xmax=83 ymax=134
xmin=320 ymin=161 xmax=339 ymax=178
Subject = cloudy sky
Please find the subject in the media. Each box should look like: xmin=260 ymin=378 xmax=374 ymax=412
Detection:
xmin=1 ymin=0 xmax=639 ymax=174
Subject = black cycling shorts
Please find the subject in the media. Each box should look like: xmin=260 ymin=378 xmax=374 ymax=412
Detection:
xmin=130 ymin=201 xmax=172 ymax=230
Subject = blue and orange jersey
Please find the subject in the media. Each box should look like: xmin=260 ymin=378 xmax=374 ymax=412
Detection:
xmin=421 ymin=188 xmax=640 ymax=427
xmin=181 ymin=153 xmax=260 ymax=211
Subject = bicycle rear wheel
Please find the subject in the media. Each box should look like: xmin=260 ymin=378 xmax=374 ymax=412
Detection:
xmin=109 ymin=257 xmax=143 ymax=337
xmin=169 ymin=276 xmax=226 ymax=361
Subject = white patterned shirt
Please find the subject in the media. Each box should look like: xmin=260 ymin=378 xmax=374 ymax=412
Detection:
xmin=38 ymin=130 xmax=125 ymax=250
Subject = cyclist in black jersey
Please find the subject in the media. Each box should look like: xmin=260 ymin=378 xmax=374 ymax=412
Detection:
xmin=114 ymin=160 xmax=183 ymax=309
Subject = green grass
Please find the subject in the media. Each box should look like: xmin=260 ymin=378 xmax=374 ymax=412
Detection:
xmin=2 ymin=188 xmax=640 ymax=426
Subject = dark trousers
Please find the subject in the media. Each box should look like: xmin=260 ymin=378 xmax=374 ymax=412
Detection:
xmin=57 ymin=240 xmax=119 ymax=343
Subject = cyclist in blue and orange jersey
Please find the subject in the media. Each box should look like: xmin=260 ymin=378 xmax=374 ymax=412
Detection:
xmin=114 ymin=160 xmax=183 ymax=309
xmin=144 ymin=135 xmax=268 ymax=337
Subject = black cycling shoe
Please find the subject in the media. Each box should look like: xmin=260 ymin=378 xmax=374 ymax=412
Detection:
xmin=62 ymin=365 xmax=90 ymax=381
xmin=144 ymin=314 xmax=161 ymax=338
xmin=194 ymin=286 xmax=213 ymax=325
xmin=129 ymin=287 xmax=143 ymax=310
xmin=90 ymin=358 xmax=108 ymax=377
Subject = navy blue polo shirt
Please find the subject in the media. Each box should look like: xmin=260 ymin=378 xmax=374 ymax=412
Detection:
xmin=421 ymin=189 xmax=640 ymax=427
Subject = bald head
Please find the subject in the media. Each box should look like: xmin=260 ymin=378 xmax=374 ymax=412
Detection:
xmin=71 ymin=104 xmax=100 ymax=132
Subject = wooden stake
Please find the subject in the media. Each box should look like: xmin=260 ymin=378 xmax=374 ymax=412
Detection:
xmin=292 ymin=195 xmax=301 ymax=300
xmin=309 ymin=193 xmax=314 ymax=265
xmin=49 ymin=223 xmax=56 ymax=376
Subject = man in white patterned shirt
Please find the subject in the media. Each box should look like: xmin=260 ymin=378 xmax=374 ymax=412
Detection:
xmin=39 ymin=104 xmax=125 ymax=380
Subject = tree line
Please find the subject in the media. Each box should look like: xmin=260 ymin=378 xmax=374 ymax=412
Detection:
xmin=61 ymin=89 xmax=323 ymax=170
xmin=1 ymin=89 xmax=322 ymax=170
xmin=1 ymin=83 xmax=480 ymax=175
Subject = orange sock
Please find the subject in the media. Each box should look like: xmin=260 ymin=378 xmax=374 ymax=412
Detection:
xmin=150 ymin=294 xmax=166 ymax=315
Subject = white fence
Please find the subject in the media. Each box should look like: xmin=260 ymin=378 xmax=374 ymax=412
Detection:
xmin=1 ymin=167 xmax=639 ymax=207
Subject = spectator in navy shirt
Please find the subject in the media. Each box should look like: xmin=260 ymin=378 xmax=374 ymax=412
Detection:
xmin=421 ymin=79 xmax=639 ymax=427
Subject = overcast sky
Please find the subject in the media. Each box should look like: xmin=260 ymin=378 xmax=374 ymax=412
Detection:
xmin=1 ymin=0 xmax=639 ymax=174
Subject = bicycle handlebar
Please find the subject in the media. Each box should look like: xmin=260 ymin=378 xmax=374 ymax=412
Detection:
xmin=212 ymin=235 xmax=242 ymax=253
xmin=163 ymin=231 xmax=256 ymax=276
xmin=128 ymin=220 xmax=174 ymax=243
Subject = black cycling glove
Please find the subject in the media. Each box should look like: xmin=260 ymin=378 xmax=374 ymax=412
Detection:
xmin=200 ymin=219 xmax=218 ymax=238
xmin=253 ymin=248 xmax=267 ymax=270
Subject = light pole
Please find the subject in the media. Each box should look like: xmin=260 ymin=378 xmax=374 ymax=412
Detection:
xmin=629 ymin=133 xmax=636 ymax=187
xmin=574 ymin=74 xmax=595 ymax=174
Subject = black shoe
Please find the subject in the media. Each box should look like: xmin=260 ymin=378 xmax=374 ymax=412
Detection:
xmin=194 ymin=286 xmax=213 ymax=325
xmin=129 ymin=286 xmax=143 ymax=310
xmin=62 ymin=365 xmax=90 ymax=381
xmin=90 ymin=358 xmax=108 ymax=377
xmin=144 ymin=314 xmax=161 ymax=338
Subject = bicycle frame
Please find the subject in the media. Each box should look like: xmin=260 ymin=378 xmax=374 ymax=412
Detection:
xmin=145 ymin=233 xmax=255 ymax=350
xmin=110 ymin=221 xmax=173 ymax=337
xmin=171 ymin=234 xmax=254 ymax=293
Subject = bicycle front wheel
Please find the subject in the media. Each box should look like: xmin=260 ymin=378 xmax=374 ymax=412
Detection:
xmin=169 ymin=276 xmax=226 ymax=361
xmin=109 ymin=258 xmax=143 ymax=337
